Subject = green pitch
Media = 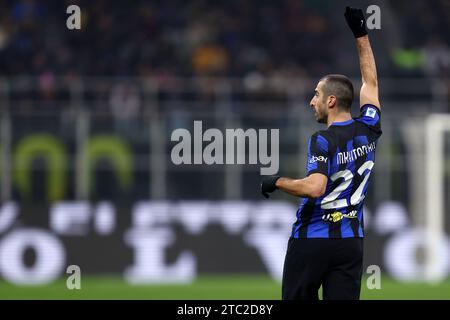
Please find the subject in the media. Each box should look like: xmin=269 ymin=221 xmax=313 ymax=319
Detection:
xmin=1 ymin=274 xmax=449 ymax=300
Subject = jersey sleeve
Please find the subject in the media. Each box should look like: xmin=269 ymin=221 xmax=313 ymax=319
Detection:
xmin=356 ymin=104 xmax=382 ymax=136
xmin=306 ymin=132 xmax=330 ymax=177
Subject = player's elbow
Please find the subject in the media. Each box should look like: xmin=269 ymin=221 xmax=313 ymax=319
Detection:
xmin=303 ymin=174 xmax=327 ymax=199
xmin=309 ymin=188 xmax=325 ymax=199
xmin=308 ymin=182 xmax=326 ymax=199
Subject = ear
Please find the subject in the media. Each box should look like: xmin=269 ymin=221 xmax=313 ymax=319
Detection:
xmin=327 ymin=95 xmax=337 ymax=108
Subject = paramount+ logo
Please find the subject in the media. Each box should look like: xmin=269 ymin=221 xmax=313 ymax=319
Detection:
xmin=309 ymin=155 xmax=328 ymax=164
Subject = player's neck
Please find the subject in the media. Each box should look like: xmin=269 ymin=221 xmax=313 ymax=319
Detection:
xmin=327 ymin=112 xmax=352 ymax=127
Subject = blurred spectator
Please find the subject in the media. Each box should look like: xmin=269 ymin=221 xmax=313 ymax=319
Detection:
xmin=422 ymin=37 xmax=450 ymax=77
xmin=109 ymin=83 xmax=141 ymax=140
xmin=11 ymin=0 xmax=47 ymax=25
xmin=192 ymin=42 xmax=229 ymax=75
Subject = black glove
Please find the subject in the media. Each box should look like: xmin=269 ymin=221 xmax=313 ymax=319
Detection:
xmin=261 ymin=175 xmax=280 ymax=199
xmin=344 ymin=6 xmax=367 ymax=38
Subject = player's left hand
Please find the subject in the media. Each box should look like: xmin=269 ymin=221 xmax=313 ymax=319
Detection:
xmin=344 ymin=6 xmax=368 ymax=38
xmin=261 ymin=175 xmax=280 ymax=198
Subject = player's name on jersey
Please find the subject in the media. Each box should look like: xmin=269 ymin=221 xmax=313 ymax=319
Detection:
xmin=337 ymin=141 xmax=376 ymax=165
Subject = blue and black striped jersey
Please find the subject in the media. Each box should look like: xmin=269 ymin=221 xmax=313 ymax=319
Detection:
xmin=292 ymin=104 xmax=382 ymax=239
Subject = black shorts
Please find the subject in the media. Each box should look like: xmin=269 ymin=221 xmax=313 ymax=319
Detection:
xmin=282 ymin=237 xmax=363 ymax=300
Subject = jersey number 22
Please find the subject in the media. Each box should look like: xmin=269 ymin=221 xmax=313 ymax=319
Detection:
xmin=321 ymin=160 xmax=374 ymax=209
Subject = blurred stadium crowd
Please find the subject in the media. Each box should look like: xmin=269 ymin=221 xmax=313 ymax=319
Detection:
xmin=0 ymin=0 xmax=448 ymax=81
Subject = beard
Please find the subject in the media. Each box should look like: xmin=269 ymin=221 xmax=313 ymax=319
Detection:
xmin=317 ymin=117 xmax=327 ymax=124
xmin=314 ymin=109 xmax=327 ymax=124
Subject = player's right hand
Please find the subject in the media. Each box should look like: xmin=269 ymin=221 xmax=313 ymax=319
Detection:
xmin=261 ymin=175 xmax=280 ymax=198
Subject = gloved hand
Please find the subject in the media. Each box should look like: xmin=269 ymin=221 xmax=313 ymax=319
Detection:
xmin=261 ymin=175 xmax=280 ymax=198
xmin=344 ymin=6 xmax=368 ymax=38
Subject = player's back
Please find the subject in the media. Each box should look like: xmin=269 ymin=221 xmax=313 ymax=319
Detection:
xmin=292 ymin=104 xmax=382 ymax=239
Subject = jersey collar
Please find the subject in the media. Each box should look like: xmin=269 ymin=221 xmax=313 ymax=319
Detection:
xmin=331 ymin=119 xmax=354 ymax=126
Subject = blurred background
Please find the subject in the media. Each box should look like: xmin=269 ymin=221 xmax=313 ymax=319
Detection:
xmin=0 ymin=0 xmax=450 ymax=299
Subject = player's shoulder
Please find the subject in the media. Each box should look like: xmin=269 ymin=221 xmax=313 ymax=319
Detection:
xmin=311 ymin=129 xmax=334 ymax=141
xmin=310 ymin=129 xmax=336 ymax=151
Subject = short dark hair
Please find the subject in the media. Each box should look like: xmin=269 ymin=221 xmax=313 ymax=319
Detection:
xmin=319 ymin=74 xmax=354 ymax=111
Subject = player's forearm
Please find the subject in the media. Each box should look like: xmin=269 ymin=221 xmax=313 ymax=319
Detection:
xmin=356 ymin=35 xmax=378 ymax=86
xmin=275 ymin=177 xmax=324 ymax=198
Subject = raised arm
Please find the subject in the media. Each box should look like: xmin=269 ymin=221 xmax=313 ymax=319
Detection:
xmin=356 ymin=36 xmax=380 ymax=108
xmin=345 ymin=7 xmax=380 ymax=109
